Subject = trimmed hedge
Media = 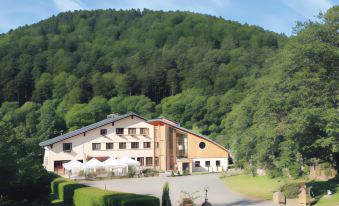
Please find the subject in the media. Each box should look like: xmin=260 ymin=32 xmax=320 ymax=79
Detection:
xmin=50 ymin=178 xmax=68 ymax=198
xmin=73 ymin=187 xmax=160 ymax=206
xmin=58 ymin=181 xmax=87 ymax=205
xmin=51 ymin=178 xmax=160 ymax=206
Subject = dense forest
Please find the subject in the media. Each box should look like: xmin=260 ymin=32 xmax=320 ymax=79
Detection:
xmin=0 ymin=7 xmax=338 ymax=205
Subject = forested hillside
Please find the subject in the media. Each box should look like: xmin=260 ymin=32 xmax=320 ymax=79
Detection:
xmin=0 ymin=7 xmax=337 ymax=205
xmin=0 ymin=9 xmax=286 ymax=143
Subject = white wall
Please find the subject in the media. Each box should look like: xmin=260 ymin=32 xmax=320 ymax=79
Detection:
xmin=192 ymin=158 xmax=228 ymax=173
xmin=43 ymin=116 xmax=154 ymax=172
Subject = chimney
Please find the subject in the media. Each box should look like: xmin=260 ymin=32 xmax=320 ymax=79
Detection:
xmin=107 ymin=113 xmax=119 ymax=119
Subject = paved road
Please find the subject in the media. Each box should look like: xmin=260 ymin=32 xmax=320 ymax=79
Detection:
xmin=84 ymin=173 xmax=277 ymax=206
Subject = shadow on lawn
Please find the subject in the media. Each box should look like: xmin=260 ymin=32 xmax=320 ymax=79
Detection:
xmin=308 ymin=178 xmax=338 ymax=197
xmin=307 ymin=176 xmax=339 ymax=205
xmin=213 ymin=199 xmax=269 ymax=206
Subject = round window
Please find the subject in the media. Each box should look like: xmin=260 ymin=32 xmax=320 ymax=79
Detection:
xmin=199 ymin=142 xmax=206 ymax=149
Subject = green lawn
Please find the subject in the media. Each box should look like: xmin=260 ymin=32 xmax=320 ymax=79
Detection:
xmin=221 ymin=175 xmax=283 ymax=200
xmin=221 ymin=175 xmax=339 ymax=205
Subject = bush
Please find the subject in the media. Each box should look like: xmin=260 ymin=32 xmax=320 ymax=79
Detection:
xmin=182 ymin=170 xmax=189 ymax=176
xmin=73 ymin=187 xmax=160 ymax=206
xmin=142 ymin=168 xmax=159 ymax=177
xmin=50 ymin=177 xmax=67 ymax=198
xmin=280 ymin=182 xmax=304 ymax=198
xmin=121 ymin=196 xmax=160 ymax=206
xmin=50 ymin=177 xmax=160 ymax=206
xmin=58 ymin=181 xmax=87 ymax=205
xmin=128 ymin=166 xmax=136 ymax=178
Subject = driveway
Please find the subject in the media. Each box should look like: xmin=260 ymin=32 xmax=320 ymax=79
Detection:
xmin=83 ymin=173 xmax=276 ymax=206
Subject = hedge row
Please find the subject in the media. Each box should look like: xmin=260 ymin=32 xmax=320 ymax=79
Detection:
xmin=51 ymin=178 xmax=160 ymax=206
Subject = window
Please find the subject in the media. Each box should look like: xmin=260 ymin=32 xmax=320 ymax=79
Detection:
xmin=100 ymin=129 xmax=107 ymax=135
xmin=116 ymin=128 xmax=124 ymax=134
xmin=137 ymin=157 xmax=144 ymax=166
xmin=146 ymin=157 xmax=153 ymax=166
xmin=154 ymin=157 xmax=159 ymax=166
xmin=140 ymin=128 xmax=149 ymax=135
xmin=156 ymin=142 xmax=159 ymax=148
xmin=119 ymin=142 xmax=126 ymax=149
xmin=128 ymin=128 xmax=136 ymax=135
xmin=216 ymin=160 xmax=221 ymax=167
xmin=143 ymin=142 xmax=151 ymax=148
xmin=205 ymin=161 xmax=210 ymax=167
xmin=63 ymin=143 xmax=72 ymax=152
xmin=195 ymin=161 xmax=201 ymax=167
xmin=92 ymin=143 xmax=101 ymax=150
xmin=199 ymin=142 xmax=206 ymax=149
xmin=106 ymin=143 xmax=113 ymax=150
xmin=131 ymin=142 xmax=139 ymax=149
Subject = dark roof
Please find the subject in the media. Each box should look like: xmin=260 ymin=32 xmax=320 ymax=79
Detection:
xmin=39 ymin=112 xmax=146 ymax=147
xmin=147 ymin=119 xmax=228 ymax=152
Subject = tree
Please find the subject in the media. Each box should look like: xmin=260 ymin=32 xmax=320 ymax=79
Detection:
xmin=108 ymin=95 xmax=155 ymax=118
xmin=162 ymin=182 xmax=172 ymax=206
xmin=32 ymin=73 xmax=53 ymax=103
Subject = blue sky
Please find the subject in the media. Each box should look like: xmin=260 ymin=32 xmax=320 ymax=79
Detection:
xmin=0 ymin=0 xmax=337 ymax=35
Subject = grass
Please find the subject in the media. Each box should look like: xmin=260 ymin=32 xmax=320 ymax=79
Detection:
xmin=221 ymin=175 xmax=283 ymax=200
xmin=221 ymin=174 xmax=339 ymax=205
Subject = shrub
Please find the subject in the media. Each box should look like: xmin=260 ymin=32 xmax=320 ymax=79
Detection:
xmin=142 ymin=168 xmax=159 ymax=177
xmin=128 ymin=166 xmax=136 ymax=178
xmin=50 ymin=177 xmax=160 ymax=206
xmin=58 ymin=181 xmax=87 ymax=205
xmin=280 ymin=182 xmax=304 ymax=198
xmin=183 ymin=170 xmax=189 ymax=176
xmin=50 ymin=178 xmax=67 ymax=198
xmin=73 ymin=187 xmax=160 ymax=206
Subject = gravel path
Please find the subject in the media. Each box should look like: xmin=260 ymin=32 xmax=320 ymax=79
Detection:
xmin=84 ymin=173 xmax=278 ymax=206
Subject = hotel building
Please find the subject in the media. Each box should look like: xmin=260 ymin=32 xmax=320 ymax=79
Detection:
xmin=39 ymin=113 xmax=229 ymax=174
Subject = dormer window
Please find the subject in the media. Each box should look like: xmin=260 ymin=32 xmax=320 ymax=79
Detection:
xmin=100 ymin=129 xmax=107 ymax=135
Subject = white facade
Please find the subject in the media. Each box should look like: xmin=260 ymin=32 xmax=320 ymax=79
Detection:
xmin=192 ymin=158 xmax=228 ymax=172
xmin=43 ymin=116 xmax=154 ymax=173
